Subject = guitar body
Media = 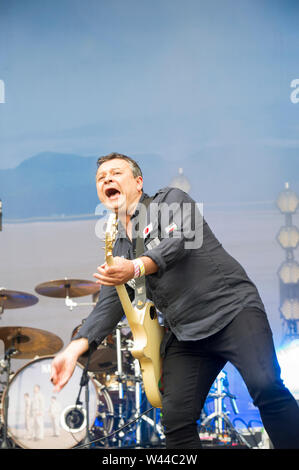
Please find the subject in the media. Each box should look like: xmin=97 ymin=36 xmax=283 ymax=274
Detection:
xmin=126 ymin=301 xmax=164 ymax=409
xmin=105 ymin=214 xmax=164 ymax=408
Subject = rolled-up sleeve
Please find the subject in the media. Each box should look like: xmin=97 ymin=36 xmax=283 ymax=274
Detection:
xmin=142 ymin=188 xmax=203 ymax=277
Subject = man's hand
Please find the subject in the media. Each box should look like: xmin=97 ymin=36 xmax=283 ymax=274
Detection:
xmin=94 ymin=256 xmax=159 ymax=286
xmin=93 ymin=256 xmax=135 ymax=286
xmin=50 ymin=338 xmax=89 ymax=392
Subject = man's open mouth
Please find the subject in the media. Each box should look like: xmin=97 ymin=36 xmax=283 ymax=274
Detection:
xmin=105 ymin=187 xmax=121 ymax=198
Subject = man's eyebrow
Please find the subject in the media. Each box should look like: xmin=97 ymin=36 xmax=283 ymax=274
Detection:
xmin=96 ymin=167 xmax=123 ymax=178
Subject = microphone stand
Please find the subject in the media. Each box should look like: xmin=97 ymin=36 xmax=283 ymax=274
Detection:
xmin=80 ymin=368 xmax=91 ymax=448
xmin=74 ymin=352 xmax=92 ymax=448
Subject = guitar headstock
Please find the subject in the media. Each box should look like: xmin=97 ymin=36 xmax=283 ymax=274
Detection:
xmin=105 ymin=213 xmax=118 ymax=262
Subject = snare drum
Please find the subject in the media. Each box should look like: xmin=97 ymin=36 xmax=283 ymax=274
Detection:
xmin=1 ymin=356 xmax=103 ymax=449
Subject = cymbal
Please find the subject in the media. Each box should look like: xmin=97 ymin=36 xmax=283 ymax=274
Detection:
xmin=0 ymin=289 xmax=39 ymax=310
xmin=0 ymin=326 xmax=64 ymax=359
xmin=35 ymin=278 xmax=100 ymax=298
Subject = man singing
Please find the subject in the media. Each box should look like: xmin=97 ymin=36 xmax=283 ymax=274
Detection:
xmin=51 ymin=152 xmax=299 ymax=449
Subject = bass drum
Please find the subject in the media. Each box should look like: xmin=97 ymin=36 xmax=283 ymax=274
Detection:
xmin=1 ymin=355 xmax=113 ymax=449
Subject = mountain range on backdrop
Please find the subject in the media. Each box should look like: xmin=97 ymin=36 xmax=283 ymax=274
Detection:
xmin=0 ymin=150 xmax=298 ymax=220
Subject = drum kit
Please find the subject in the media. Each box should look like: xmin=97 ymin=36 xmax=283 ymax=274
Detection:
xmin=0 ymin=280 xmax=252 ymax=449
xmin=0 ymin=280 xmax=164 ymax=449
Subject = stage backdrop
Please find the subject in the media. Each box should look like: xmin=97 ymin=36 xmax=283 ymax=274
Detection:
xmin=1 ymin=0 xmax=299 ymax=436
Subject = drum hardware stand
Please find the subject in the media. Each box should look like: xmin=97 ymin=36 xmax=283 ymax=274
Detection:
xmin=200 ymin=371 xmax=251 ymax=448
xmin=0 ymin=347 xmax=17 ymax=448
xmin=63 ymin=284 xmax=98 ymax=311
xmin=103 ymin=323 xmax=164 ymax=448
xmin=130 ymin=358 xmax=165 ymax=448
xmin=110 ymin=323 xmax=127 ymax=447
xmin=112 ymin=329 xmax=148 ymax=448
xmin=65 ymin=296 xmax=96 ymax=311
xmin=116 ymin=324 xmax=125 ymax=446
xmin=133 ymin=358 xmax=143 ymax=447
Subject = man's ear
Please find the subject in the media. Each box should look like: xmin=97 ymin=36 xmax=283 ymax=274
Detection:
xmin=136 ymin=176 xmax=143 ymax=192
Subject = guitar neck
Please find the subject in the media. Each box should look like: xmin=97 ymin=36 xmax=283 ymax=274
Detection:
xmin=106 ymin=257 xmax=141 ymax=325
xmin=116 ymin=284 xmax=141 ymax=324
xmin=105 ymin=213 xmax=143 ymax=327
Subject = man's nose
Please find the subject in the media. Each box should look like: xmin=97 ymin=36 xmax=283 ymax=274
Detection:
xmin=104 ymin=174 xmax=113 ymax=182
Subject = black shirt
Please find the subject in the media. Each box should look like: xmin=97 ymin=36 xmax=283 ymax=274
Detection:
xmin=74 ymin=187 xmax=265 ymax=349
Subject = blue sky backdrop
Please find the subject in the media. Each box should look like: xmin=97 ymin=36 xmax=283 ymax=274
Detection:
xmin=1 ymin=0 xmax=299 ymax=171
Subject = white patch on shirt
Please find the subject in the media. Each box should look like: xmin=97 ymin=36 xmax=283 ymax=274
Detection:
xmin=145 ymin=237 xmax=161 ymax=250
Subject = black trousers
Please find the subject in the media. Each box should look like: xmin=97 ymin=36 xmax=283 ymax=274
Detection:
xmin=161 ymin=307 xmax=299 ymax=449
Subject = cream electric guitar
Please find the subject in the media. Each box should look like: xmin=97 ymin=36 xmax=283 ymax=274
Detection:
xmin=105 ymin=213 xmax=164 ymax=408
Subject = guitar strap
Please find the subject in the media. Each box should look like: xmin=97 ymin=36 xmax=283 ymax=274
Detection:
xmin=133 ymin=195 xmax=153 ymax=309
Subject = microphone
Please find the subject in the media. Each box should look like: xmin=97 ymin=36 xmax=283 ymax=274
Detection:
xmin=61 ymin=405 xmax=86 ymax=433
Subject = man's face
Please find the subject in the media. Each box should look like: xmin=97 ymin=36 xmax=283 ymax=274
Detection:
xmin=96 ymin=158 xmax=143 ymax=213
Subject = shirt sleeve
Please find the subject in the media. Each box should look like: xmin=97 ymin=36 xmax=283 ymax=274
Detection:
xmin=72 ymin=282 xmax=134 ymax=351
xmin=142 ymin=188 xmax=203 ymax=277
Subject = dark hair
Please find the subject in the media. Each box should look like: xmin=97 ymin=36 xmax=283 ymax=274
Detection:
xmin=96 ymin=152 xmax=143 ymax=178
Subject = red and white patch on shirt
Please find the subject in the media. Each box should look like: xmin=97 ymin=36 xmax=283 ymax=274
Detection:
xmin=143 ymin=222 xmax=153 ymax=238
xmin=165 ymin=222 xmax=178 ymax=234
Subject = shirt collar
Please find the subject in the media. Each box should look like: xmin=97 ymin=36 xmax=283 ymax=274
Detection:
xmin=116 ymin=191 xmax=149 ymax=238
xmin=130 ymin=191 xmax=149 ymax=220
